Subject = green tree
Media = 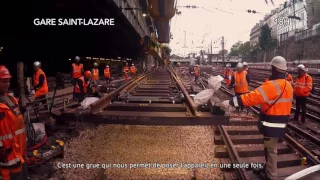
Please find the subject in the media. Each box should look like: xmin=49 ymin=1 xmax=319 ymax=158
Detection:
xmin=259 ymin=24 xmax=278 ymax=62
xmin=229 ymin=41 xmax=243 ymax=56
xmin=239 ymin=41 xmax=251 ymax=56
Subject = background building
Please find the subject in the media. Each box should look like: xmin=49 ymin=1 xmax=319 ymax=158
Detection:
xmin=250 ymin=20 xmax=264 ymax=45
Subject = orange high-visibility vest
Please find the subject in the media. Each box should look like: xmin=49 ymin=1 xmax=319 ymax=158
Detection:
xmin=286 ymin=73 xmax=293 ymax=84
xmin=194 ymin=67 xmax=200 ymax=77
xmin=294 ymin=73 xmax=313 ymax=97
xmin=33 ymin=69 xmax=48 ymax=97
xmin=123 ymin=66 xmax=129 ymax=73
xmin=130 ymin=66 xmax=136 ymax=73
xmin=223 ymin=69 xmax=233 ymax=77
xmin=104 ymin=68 xmax=110 ymax=78
xmin=0 ymin=95 xmax=26 ymax=171
xmin=74 ymin=76 xmax=88 ymax=93
xmin=234 ymin=71 xmax=248 ymax=93
xmin=92 ymin=68 xmax=99 ymax=81
xmin=72 ymin=63 xmax=83 ymax=78
xmin=240 ymin=79 xmax=293 ymax=138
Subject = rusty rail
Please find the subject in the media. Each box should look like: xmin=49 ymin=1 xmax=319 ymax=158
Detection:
xmin=90 ymin=72 xmax=153 ymax=114
xmin=167 ymin=66 xmax=200 ymax=117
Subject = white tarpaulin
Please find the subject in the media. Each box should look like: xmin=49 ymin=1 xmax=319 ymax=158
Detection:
xmin=194 ymin=75 xmax=224 ymax=106
xmin=32 ymin=123 xmax=46 ymax=142
xmin=80 ymin=97 xmax=99 ymax=109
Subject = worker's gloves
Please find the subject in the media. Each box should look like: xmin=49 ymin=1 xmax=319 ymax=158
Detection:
xmin=0 ymin=148 xmax=11 ymax=163
xmin=31 ymin=90 xmax=35 ymax=95
xmin=220 ymin=100 xmax=235 ymax=112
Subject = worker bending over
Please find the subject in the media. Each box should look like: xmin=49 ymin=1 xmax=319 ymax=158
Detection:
xmin=74 ymin=71 xmax=91 ymax=102
xmin=92 ymin=63 xmax=99 ymax=81
xmin=221 ymin=56 xmax=293 ymax=180
xmin=123 ymin=63 xmax=129 ymax=81
xmin=33 ymin=61 xmax=49 ymax=111
xmin=0 ymin=66 xmax=28 ymax=180
xmin=292 ymin=64 xmax=313 ymax=124
xmin=194 ymin=65 xmax=200 ymax=83
xmin=223 ymin=63 xmax=233 ymax=86
xmin=104 ymin=65 xmax=111 ymax=84
xmin=130 ymin=64 xmax=136 ymax=77
xmin=71 ymin=56 xmax=84 ymax=99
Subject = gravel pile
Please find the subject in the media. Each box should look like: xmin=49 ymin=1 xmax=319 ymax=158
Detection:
xmin=53 ymin=125 xmax=223 ymax=180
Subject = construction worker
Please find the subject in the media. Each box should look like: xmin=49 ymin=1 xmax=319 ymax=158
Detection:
xmin=0 ymin=65 xmax=28 ymax=180
xmin=104 ymin=65 xmax=111 ymax=84
xmin=74 ymin=71 xmax=91 ymax=102
xmin=33 ymin=61 xmax=49 ymax=111
xmin=223 ymin=63 xmax=233 ymax=86
xmin=286 ymin=72 xmax=293 ymax=85
xmin=91 ymin=63 xmax=99 ymax=81
xmin=123 ymin=63 xmax=129 ymax=81
xmin=228 ymin=63 xmax=250 ymax=96
xmin=194 ymin=65 xmax=200 ymax=83
xmin=243 ymin=62 xmax=250 ymax=77
xmin=292 ymin=64 xmax=313 ymax=124
xmin=221 ymin=56 xmax=293 ymax=180
xmin=71 ymin=56 xmax=84 ymax=99
xmin=130 ymin=64 xmax=136 ymax=77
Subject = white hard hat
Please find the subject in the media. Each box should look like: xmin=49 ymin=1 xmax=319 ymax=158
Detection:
xmin=132 ymin=64 xmax=134 ymax=66
xmin=196 ymin=65 xmax=199 ymax=66
xmin=94 ymin=63 xmax=98 ymax=66
xmin=236 ymin=63 xmax=243 ymax=68
xmin=106 ymin=65 xmax=109 ymax=67
xmin=270 ymin=56 xmax=287 ymax=71
xmin=226 ymin=64 xmax=231 ymax=67
xmin=33 ymin=61 xmax=41 ymax=67
xmin=243 ymin=62 xmax=248 ymax=66
xmin=297 ymin=64 xmax=305 ymax=70
xmin=75 ymin=56 xmax=80 ymax=61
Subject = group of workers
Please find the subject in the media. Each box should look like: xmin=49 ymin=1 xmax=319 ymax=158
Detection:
xmin=221 ymin=56 xmax=313 ymax=180
xmin=71 ymin=56 xmax=136 ymax=101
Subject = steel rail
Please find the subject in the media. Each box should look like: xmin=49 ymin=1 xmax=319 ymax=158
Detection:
xmin=90 ymin=72 xmax=153 ymax=114
xmin=167 ymin=66 xmax=200 ymax=117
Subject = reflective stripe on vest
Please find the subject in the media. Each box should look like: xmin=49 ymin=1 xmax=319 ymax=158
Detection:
xmin=92 ymin=69 xmax=98 ymax=75
xmin=0 ymin=157 xmax=21 ymax=166
xmin=0 ymin=128 xmax=25 ymax=140
xmin=257 ymin=81 xmax=293 ymax=105
xmin=261 ymin=121 xmax=286 ymax=128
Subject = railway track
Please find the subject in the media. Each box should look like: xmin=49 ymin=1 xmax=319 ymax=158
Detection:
xmin=56 ymin=67 xmax=229 ymax=179
xmin=200 ymin=70 xmax=320 ymax=179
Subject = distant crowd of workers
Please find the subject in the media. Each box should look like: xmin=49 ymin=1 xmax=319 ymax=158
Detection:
xmin=0 ymin=56 xmax=137 ymax=179
xmin=71 ymin=56 xmax=136 ymax=101
xmin=219 ymin=56 xmax=313 ymax=180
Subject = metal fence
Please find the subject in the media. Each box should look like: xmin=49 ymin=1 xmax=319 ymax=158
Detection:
xmin=295 ymin=25 xmax=320 ymax=41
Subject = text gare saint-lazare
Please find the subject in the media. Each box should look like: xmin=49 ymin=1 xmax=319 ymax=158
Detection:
xmin=33 ymin=18 xmax=115 ymax=26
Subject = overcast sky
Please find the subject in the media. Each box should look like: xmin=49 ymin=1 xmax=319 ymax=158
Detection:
xmin=169 ymin=0 xmax=286 ymax=55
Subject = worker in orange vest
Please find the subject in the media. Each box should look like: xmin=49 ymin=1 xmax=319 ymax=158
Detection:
xmin=292 ymin=64 xmax=313 ymax=124
xmin=91 ymin=63 xmax=99 ymax=81
xmin=104 ymin=65 xmax=111 ymax=84
xmin=228 ymin=63 xmax=250 ymax=96
xmin=221 ymin=56 xmax=293 ymax=180
xmin=243 ymin=62 xmax=251 ymax=78
xmin=130 ymin=64 xmax=136 ymax=77
xmin=0 ymin=65 xmax=28 ymax=180
xmin=74 ymin=71 xmax=91 ymax=102
xmin=194 ymin=65 xmax=200 ymax=83
xmin=33 ymin=61 xmax=49 ymax=111
xmin=72 ymin=56 xmax=84 ymax=99
xmin=286 ymin=72 xmax=293 ymax=85
xmin=223 ymin=63 xmax=233 ymax=86
xmin=123 ymin=63 xmax=129 ymax=81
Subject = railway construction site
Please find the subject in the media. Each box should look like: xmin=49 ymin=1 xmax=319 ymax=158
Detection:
xmin=8 ymin=64 xmax=320 ymax=180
